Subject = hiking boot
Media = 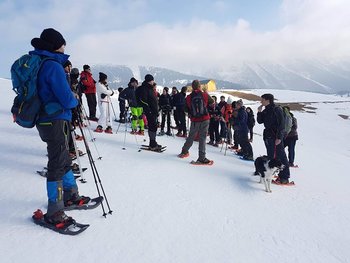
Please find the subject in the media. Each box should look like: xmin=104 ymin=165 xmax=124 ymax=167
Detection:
xmin=44 ymin=210 xmax=74 ymax=227
xmin=165 ymin=131 xmax=172 ymax=136
xmin=159 ymin=130 xmax=165 ymax=135
xmin=232 ymin=145 xmax=239 ymax=150
xmin=176 ymin=131 xmax=183 ymax=137
xmin=196 ymin=158 xmax=211 ymax=164
xmin=104 ymin=126 xmax=113 ymax=134
xmin=130 ymin=129 xmax=137 ymax=134
xmin=178 ymin=151 xmax=189 ymax=158
xmin=150 ymin=144 xmax=162 ymax=151
xmin=207 ymin=140 xmax=214 ymax=145
xmin=216 ymin=139 xmax=223 ymax=144
xmin=94 ymin=125 xmax=103 ymax=133
xmin=213 ymin=143 xmax=219 ymax=147
xmin=137 ymin=130 xmax=145 ymax=136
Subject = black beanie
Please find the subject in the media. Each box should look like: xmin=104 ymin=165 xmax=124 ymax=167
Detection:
xmin=31 ymin=28 xmax=66 ymax=52
xmin=63 ymin=60 xmax=72 ymax=68
xmin=129 ymin=77 xmax=138 ymax=83
xmin=99 ymin=72 xmax=107 ymax=81
xmin=83 ymin=64 xmax=90 ymax=70
xmin=144 ymin=74 xmax=154 ymax=82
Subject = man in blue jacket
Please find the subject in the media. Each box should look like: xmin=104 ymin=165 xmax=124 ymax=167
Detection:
xmin=31 ymin=28 xmax=91 ymax=225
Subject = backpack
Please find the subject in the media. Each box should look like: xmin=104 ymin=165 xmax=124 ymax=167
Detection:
xmin=10 ymin=54 xmax=50 ymax=128
xmin=275 ymin=106 xmax=292 ymax=136
xmin=190 ymin=91 xmax=208 ymax=118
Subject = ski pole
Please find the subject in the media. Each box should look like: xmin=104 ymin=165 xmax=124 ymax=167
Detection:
xmin=71 ymin=128 xmax=87 ymax=183
xmin=109 ymin=96 xmax=118 ymax=122
xmin=77 ymin=112 xmax=112 ymax=216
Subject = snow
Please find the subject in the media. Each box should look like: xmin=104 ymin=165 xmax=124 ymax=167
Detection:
xmin=1 ymin=77 xmax=350 ymax=263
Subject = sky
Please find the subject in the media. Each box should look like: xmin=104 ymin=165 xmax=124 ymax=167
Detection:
xmin=1 ymin=0 xmax=350 ymax=78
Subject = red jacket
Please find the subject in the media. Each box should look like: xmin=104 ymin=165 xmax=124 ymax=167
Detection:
xmin=80 ymin=71 xmax=96 ymax=94
xmin=186 ymin=90 xmax=211 ymax=122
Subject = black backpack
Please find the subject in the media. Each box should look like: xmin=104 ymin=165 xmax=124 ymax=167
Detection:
xmin=190 ymin=91 xmax=208 ymax=118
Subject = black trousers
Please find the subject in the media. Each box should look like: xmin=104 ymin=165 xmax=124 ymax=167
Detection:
xmin=177 ymin=110 xmax=186 ymax=134
xmin=85 ymin=93 xmax=97 ymax=118
xmin=37 ymin=120 xmax=72 ymax=182
xmin=209 ymin=120 xmax=220 ymax=142
xmin=161 ymin=110 xmax=171 ymax=131
xmin=237 ymin=131 xmax=253 ymax=158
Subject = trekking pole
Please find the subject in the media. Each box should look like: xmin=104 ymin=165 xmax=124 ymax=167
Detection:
xmin=224 ymin=123 xmax=231 ymax=156
xmin=109 ymin=96 xmax=118 ymax=122
xmin=122 ymin=113 xmax=128 ymax=150
xmin=77 ymin=112 xmax=112 ymax=216
xmin=81 ymin=104 xmax=91 ymax=127
xmin=71 ymin=128 xmax=87 ymax=183
xmin=78 ymin=106 xmax=102 ymax=160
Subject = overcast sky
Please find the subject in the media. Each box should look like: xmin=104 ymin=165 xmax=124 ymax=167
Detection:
xmin=1 ymin=0 xmax=350 ymax=77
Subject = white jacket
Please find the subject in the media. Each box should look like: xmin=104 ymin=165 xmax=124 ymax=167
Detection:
xmin=96 ymin=82 xmax=114 ymax=103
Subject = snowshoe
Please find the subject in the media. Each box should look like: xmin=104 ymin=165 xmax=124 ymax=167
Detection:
xmin=272 ymin=178 xmax=295 ymax=186
xmin=178 ymin=152 xmax=189 ymax=158
xmin=32 ymin=209 xmax=89 ymax=235
xmin=190 ymin=158 xmax=214 ymax=166
xmin=64 ymin=196 xmax=104 ymax=211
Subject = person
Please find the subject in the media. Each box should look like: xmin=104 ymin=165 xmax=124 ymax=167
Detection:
xmin=208 ymin=96 xmax=222 ymax=146
xmin=95 ymin=72 xmax=114 ymax=133
xmin=170 ymin=87 xmax=180 ymax=128
xmin=178 ymin=80 xmax=213 ymax=163
xmin=234 ymin=100 xmax=253 ymax=160
xmin=31 ymin=28 xmax=91 ymax=225
xmin=63 ymin=60 xmax=72 ymax=85
xmin=80 ymin=64 xmax=98 ymax=121
xmin=174 ymin=86 xmax=187 ymax=137
xmin=117 ymin=87 xmax=126 ymax=123
xmin=158 ymin=87 xmax=172 ymax=135
xmin=120 ymin=77 xmax=144 ymax=135
xmin=136 ymin=74 xmax=161 ymax=150
xmin=257 ymin=93 xmax=291 ymax=184
xmin=246 ymin=107 xmax=255 ymax=142
xmin=222 ymin=97 xmax=233 ymax=145
xmin=283 ymin=106 xmax=298 ymax=167
xmin=218 ymin=95 xmax=227 ymax=141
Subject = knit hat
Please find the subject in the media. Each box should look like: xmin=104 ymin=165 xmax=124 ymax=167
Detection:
xmin=63 ymin=60 xmax=72 ymax=68
xmin=236 ymin=99 xmax=243 ymax=106
xmin=144 ymin=74 xmax=154 ymax=82
xmin=31 ymin=28 xmax=66 ymax=52
xmin=129 ymin=77 xmax=138 ymax=84
xmin=99 ymin=72 xmax=107 ymax=81
xmin=227 ymin=97 xmax=233 ymax=104
xmin=83 ymin=64 xmax=90 ymax=70
xmin=70 ymin=68 xmax=79 ymax=76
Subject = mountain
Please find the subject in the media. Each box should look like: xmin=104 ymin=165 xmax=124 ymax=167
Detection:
xmin=205 ymin=59 xmax=350 ymax=95
xmin=90 ymin=64 xmax=246 ymax=90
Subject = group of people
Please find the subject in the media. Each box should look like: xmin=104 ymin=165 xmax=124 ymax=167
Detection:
xmin=22 ymin=28 xmax=298 ymax=229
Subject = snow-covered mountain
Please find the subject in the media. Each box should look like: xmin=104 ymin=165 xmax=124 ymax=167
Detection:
xmin=90 ymin=65 xmax=245 ymax=90
xmin=91 ymin=59 xmax=350 ymax=94
xmin=205 ymin=59 xmax=350 ymax=95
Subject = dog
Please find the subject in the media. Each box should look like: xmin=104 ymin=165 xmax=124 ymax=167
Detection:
xmin=254 ymin=156 xmax=285 ymax=193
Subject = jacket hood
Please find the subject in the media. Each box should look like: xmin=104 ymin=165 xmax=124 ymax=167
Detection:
xmin=29 ymin=49 xmax=70 ymax=65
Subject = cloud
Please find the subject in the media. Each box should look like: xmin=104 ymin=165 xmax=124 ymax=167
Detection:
xmin=1 ymin=0 xmax=350 ymax=77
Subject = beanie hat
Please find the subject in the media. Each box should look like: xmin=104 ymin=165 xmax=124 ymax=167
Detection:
xmin=129 ymin=77 xmax=138 ymax=84
xmin=227 ymin=96 xmax=233 ymax=104
xmin=63 ymin=60 xmax=72 ymax=68
xmin=236 ymin=99 xmax=243 ymax=106
xmin=99 ymin=72 xmax=107 ymax=81
xmin=144 ymin=74 xmax=154 ymax=82
xmin=83 ymin=64 xmax=90 ymax=70
xmin=70 ymin=67 xmax=79 ymax=76
xmin=31 ymin=28 xmax=66 ymax=52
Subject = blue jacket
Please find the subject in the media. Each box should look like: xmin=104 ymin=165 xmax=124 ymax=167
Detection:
xmin=29 ymin=49 xmax=78 ymax=122
xmin=235 ymin=106 xmax=249 ymax=133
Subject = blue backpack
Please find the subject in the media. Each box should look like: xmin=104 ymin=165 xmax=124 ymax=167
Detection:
xmin=10 ymin=54 xmax=50 ymax=128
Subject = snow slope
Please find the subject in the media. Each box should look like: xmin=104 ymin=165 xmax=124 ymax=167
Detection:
xmin=1 ymin=78 xmax=349 ymax=263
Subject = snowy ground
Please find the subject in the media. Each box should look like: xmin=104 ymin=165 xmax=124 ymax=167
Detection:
xmin=1 ymin=78 xmax=349 ymax=263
